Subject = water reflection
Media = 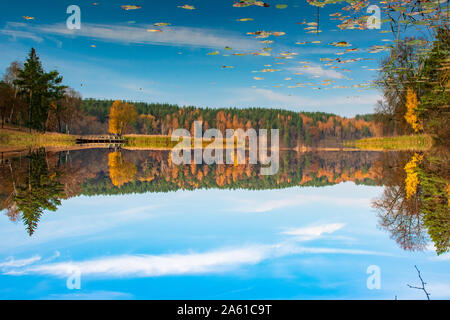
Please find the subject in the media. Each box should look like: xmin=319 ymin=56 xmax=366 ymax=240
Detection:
xmin=373 ymin=148 xmax=449 ymax=255
xmin=0 ymin=147 xmax=448 ymax=255
xmin=1 ymin=148 xmax=65 ymax=235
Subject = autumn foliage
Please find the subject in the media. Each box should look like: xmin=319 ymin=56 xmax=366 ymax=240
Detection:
xmin=108 ymin=100 xmax=138 ymax=135
xmin=404 ymin=153 xmax=423 ymax=199
xmin=404 ymin=88 xmax=423 ymax=133
xmin=108 ymin=151 xmax=137 ymax=187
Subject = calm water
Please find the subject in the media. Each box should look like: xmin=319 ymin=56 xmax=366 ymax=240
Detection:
xmin=0 ymin=148 xmax=448 ymax=299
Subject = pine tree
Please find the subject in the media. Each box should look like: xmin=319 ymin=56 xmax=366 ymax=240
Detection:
xmin=14 ymin=48 xmax=66 ymax=132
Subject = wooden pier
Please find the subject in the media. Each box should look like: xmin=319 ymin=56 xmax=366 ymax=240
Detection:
xmin=75 ymin=135 xmax=124 ymax=144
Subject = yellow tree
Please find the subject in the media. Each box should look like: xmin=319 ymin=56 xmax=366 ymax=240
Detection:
xmin=404 ymin=88 xmax=423 ymax=133
xmin=108 ymin=100 xmax=138 ymax=135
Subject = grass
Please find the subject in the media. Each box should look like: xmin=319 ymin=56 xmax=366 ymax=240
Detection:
xmin=344 ymin=134 xmax=433 ymax=151
xmin=0 ymin=128 xmax=76 ymax=147
xmin=124 ymin=134 xmax=242 ymax=149
xmin=124 ymin=135 xmax=180 ymax=149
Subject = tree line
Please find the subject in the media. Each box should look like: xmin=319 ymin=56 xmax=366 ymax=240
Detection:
xmin=86 ymin=98 xmax=382 ymax=147
xmin=1 ymin=47 xmax=383 ymax=147
xmin=1 ymin=148 xmax=382 ymax=235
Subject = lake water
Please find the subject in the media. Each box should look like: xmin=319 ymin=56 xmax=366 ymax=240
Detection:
xmin=0 ymin=148 xmax=448 ymax=299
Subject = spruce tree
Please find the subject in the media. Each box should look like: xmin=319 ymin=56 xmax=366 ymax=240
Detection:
xmin=14 ymin=48 xmax=66 ymax=132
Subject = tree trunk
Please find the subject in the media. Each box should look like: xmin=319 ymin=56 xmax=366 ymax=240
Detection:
xmin=9 ymin=105 xmax=14 ymax=125
xmin=28 ymin=90 xmax=32 ymax=133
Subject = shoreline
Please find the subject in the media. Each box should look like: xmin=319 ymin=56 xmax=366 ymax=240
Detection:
xmin=1 ymin=129 xmax=433 ymax=154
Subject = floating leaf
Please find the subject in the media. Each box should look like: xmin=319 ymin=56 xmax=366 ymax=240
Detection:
xmin=154 ymin=22 xmax=171 ymax=27
xmin=233 ymin=1 xmax=270 ymax=8
xmin=329 ymin=41 xmax=352 ymax=47
xmin=121 ymin=5 xmax=141 ymax=10
xmin=178 ymin=4 xmax=195 ymax=10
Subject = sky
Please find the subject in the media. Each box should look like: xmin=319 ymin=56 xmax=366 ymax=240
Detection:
xmin=1 ymin=1 xmax=448 ymax=300
xmin=0 ymin=0 xmax=392 ymax=117
xmin=0 ymin=183 xmax=449 ymax=300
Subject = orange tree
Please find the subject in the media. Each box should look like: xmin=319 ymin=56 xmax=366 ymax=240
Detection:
xmin=108 ymin=100 xmax=138 ymax=135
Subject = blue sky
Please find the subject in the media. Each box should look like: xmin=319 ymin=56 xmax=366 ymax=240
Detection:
xmin=0 ymin=0 xmax=392 ymax=116
xmin=1 ymin=1 xmax=448 ymax=300
xmin=0 ymin=183 xmax=449 ymax=299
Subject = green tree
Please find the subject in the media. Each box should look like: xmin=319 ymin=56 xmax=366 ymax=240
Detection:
xmin=417 ymin=27 xmax=450 ymax=144
xmin=14 ymin=48 xmax=66 ymax=132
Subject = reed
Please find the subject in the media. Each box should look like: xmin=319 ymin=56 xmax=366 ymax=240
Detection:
xmin=344 ymin=134 xmax=433 ymax=151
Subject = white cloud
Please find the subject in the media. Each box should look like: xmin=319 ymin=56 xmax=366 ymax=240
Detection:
xmin=4 ymin=245 xmax=272 ymax=277
xmin=2 ymin=22 xmax=258 ymax=51
xmin=0 ymin=29 xmax=43 ymax=42
xmin=432 ymin=252 xmax=450 ymax=261
xmin=281 ymin=223 xmax=346 ymax=241
xmin=233 ymin=193 xmax=371 ymax=213
xmin=290 ymin=65 xmax=345 ymax=79
xmin=45 ymin=290 xmax=133 ymax=300
xmin=2 ymin=242 xmax=388 ymax=279
xmin=0 ymin=255 xmax=41 ymax=268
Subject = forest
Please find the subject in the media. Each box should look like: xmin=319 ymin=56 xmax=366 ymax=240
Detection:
xmin=81 ymin=98 xmax=381 ymax=148
xmin=0 ymin=48 xmax=382 ymax=148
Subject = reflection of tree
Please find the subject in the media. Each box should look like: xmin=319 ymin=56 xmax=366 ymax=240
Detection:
xmin=13 ymin=148 xmax=64 ymax=236
xmin=108 ymin=151 xmax=137 ymax=187
xmin=374 ymin=150 xmax=449 ymax=255
xmin=373 ymin=184 xmax=428 ymax=252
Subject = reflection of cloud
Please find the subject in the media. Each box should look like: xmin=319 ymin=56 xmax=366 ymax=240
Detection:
xmin=2 ymin=22 xmax=257 ymax=50
xmin=289 ymin=65 xmax=345 ymax=79
xmin=233 ymin=193 xmax=371 ymax=213
xmin=2 ymin=242 xmax=388 ymax=279
xmin=281 ymin=223 xmax=346 ymax=241
xmin=0 ymin=255 xmax=41 ymax=269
